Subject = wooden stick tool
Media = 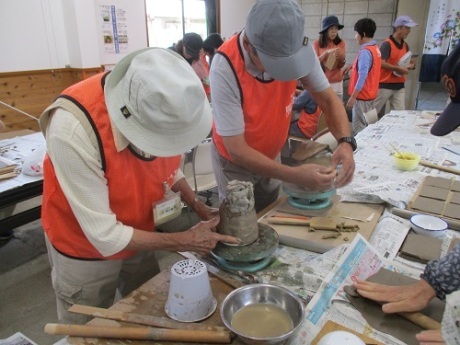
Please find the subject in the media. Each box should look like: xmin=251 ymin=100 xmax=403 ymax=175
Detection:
xmin=419 ymin=160 xmax=460 ymax=176
xmin=68 ymin=304 xmax=225 ymax=331
xmin=44 ymin=324 xmax=232 ymax=343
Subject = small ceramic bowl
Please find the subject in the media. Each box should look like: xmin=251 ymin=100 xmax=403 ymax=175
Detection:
xmin=410 ymin=214 xmax=448 ymax=238
xmin=393 ymin=152 xmax=421 ymax=171
xmin=318 ymin=331 xmax=365 ymax=345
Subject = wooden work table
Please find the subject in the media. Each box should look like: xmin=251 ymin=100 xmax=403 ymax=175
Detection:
xmin=0 ymin=130 xmax=44 ymax=230
xmin=64 ymin=252 xmax=245 ymax=345
xmin=53 ymin=110 xmax=460 ymax=345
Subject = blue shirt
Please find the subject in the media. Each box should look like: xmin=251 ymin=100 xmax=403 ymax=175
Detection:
xmin=354 ymin=40 xmax=377 ymax=91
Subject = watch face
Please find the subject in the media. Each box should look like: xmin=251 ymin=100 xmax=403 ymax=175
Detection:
xmin=339 ymin=137 xmax=357 ymax=151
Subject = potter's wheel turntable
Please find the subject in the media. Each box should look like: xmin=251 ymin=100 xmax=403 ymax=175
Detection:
xmin=283 ymin=182 xmax=336 ymax=210
xmin=212 ymin=223 xmax=279 ymax=273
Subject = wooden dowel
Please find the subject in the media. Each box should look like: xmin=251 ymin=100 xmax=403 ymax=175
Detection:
xmin=267 ymin=217 xmax=310 ymax=226
xmin=419 ymin=160 xmax=460 ymax=176
xmin=68 ymin=304 xmax=225 ymax=331
xmin=398 ymin=311 xmax=441 ymax=330
xmin=44 ymin=324 xmax=232 ymax=343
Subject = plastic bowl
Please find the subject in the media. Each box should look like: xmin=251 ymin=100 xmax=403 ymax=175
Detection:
xmin=393 ymin=152 xmax=421 ymax=171
xmin=410 ymin=214 xmax=448 ymax=238
xmin=220 ymin=284 xmax=305 ymax=345
xmin=165 ymin=259 xmax=216 ymax=322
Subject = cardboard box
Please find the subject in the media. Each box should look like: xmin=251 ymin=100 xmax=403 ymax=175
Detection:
xmin=324 ymin=53 xmax=338 ymax=70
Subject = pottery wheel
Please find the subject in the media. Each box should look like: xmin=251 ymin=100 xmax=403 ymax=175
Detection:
xmin=283 ymin=182 xmax=336 ymax=210
xmin=212 ymin=223 xmax=279 ymax=263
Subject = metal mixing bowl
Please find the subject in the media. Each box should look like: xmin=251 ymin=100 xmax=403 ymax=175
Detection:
xmin=220 ymin=284 xmax=305 ymax=345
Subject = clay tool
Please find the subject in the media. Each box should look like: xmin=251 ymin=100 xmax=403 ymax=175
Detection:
xmin=389 ymin=143 xmax=408 ymax=160
xmin=419 ymin=160 xmax=460 ymax=176
xmin=68 ymin=304 xmax=226 ymax=331
xmin=44 ymin=323 xmax=232 ymax=343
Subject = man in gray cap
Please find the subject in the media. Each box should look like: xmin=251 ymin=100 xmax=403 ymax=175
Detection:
xmin=39 ymin=48 xmax=238 ymax=323
xmin=210 ymin=0 xmax=355 ymax=212
xmin=375 ymin=15 xmax=418 ymax=116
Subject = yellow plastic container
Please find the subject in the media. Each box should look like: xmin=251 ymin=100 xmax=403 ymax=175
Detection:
xmin=393 ymin=152 xmax=421 ymax=171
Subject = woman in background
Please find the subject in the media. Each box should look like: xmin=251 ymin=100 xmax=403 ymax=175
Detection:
xmin=313 ymin=15 xmax=347 ymax=100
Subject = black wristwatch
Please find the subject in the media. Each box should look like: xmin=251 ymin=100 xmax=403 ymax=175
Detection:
xmin=338 ymin=136 xmax=357 ymax=151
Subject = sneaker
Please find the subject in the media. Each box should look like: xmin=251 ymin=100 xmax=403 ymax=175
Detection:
xmin=0 ymin=229 xmax=14 ymax=241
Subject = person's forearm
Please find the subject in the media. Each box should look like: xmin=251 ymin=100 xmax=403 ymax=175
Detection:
xmin=381 ymin=60 xmax=397 ymax=71
xmin=172 ymin=178 xmax=200 ymax=209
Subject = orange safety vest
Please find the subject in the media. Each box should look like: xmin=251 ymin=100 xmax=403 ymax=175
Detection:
xmin=41 ymin=73 xmax=181 ymax=259
xmin=297 ymin=107 xmax=322 ymax=139
xmin=312 ymin=40 xmax=346 ymax=83
xmin=212 ymin=33 xmax=297 ymax=161
xmin=348 ymin=44 xmax=381 ymax=101
xmin=379 ymin=37 xmax=409 ymax=84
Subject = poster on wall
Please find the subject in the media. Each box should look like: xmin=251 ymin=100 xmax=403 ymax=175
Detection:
xmin=420 ymin=0 xmax=459 ymax=82
xmin=94 ymin=0 xmax=147 ymax=67
xmin=98 ymin=3 xmax=129 ymax=55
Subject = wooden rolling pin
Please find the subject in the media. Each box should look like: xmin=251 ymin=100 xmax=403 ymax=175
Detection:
xmin=267 ymin=217 xmax=310 ymax=226
xmin=344 ymin=285 xmax=441 ymax=330
xmin=68 ymin=304 xmax=226 ymax=331
xmin=44 ymin=324 xmax=232 ymax=343
xmin=419 ymin=160 xmax=460 ymax=176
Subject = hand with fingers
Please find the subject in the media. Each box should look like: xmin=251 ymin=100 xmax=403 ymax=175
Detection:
xmin=292 ymin=163 xmax=337 ymax=191
xmin=183 ymin=217 xmax=240 ymax=256
xmin=353 ymin=278 xmax=437 ymax=314
xmin=332 ymin=143 xmax=355 ymax=187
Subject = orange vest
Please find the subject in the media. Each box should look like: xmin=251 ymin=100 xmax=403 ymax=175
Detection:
xmin=212 ymin=33 xmax=297 ymax=160
xmin=42 ymin=73 xmax=181 ymax=259
xmin=313 ymin=40 xmax=346 ymax=83
xmin=348 ymin=44 xmax=381 ymax=101
xmin=379 ymin=37 xmax=409 ymax=84
xmin=297 ymin=107 xmax=322 ymax=138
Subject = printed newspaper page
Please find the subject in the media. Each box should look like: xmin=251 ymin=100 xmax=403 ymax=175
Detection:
xmin=339 ymin=110 xmax=460 ymax=207
xmin=0 ymin=332 xmax=38 ymax=345
xmin=289 ymin=234 xmax=423 ymax=344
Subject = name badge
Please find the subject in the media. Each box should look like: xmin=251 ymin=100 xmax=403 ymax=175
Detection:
xmin=153 ymin=192 xmax=182 ymax=226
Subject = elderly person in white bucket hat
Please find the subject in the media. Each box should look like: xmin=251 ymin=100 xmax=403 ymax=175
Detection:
xmin=39 ymin=48 xmax=239 ymax=324
xmin=210 ymin=0 xmax=355 ymax=213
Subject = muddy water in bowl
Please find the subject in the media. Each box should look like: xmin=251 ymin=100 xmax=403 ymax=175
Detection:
xmin=231 ymin=303 xmax=293 ymax=338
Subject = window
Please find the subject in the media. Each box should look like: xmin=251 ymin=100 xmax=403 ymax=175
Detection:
xmin=146 ymin=0 xmax=207 ymax=48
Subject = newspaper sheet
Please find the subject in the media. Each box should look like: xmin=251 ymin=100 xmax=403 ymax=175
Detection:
xmin=340 ymin=110 xmax=460 ymax=207
xmin=0 ymin=132 xmax=44 ymax=193
xmin=0 ymin=332 xmax=38 ymax=345
xmin=289 ymin=234 xmax=423 ymax=344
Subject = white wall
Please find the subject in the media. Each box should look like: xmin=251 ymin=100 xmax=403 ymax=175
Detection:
xmin=0 ymin=0 xmax=147 ymax=73
xmin=220 ymin=0 xmax=255 ymax=40
xmin=0 ymin=0 xmax=69 ymax=72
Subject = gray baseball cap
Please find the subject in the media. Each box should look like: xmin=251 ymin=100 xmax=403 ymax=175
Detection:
xmin=393 ymin=15 xmax=418 ymax=28
xmin=245 ymin=0 xmax=315 ymax=81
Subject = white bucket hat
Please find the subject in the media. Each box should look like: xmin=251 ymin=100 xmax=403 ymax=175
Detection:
xmin=105 ymin=48 xmax=212 ymax=157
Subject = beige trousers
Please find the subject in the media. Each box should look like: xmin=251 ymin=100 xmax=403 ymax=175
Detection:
xmin=45 ymin=234 xmax=160 ymax=324
xmin=375 ymin=88 xmax=406 ymax=116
